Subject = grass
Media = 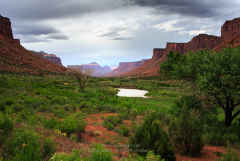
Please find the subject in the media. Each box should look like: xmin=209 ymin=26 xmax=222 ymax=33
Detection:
xmin=0 ymin=73 xmax=236 ymax=160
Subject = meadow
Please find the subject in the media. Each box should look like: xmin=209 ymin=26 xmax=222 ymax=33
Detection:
xmin=0 ymin=73 xmax=239 ymax=161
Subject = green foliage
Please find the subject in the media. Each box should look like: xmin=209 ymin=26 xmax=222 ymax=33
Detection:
xmin=89 ymin=144 xmax=113 ymax=161
xmin=160 ymin=48 xmax=240 ymax=127
xmin=49 ymin=150 xmax=83 ymax=161
xmin=0 ymin=112 xmax=13 ymax=145
xmin=116 ymin=125 xmax=130 ymax=137
xmin=129 ymin=113 xmax=176 ymax=161
xmin=42 ymin=117 xmax=59 ymax=129
xmin=169 ymin=110 xmax=204 ymax=156
xmin=102 ymin=115 xmax=122 ymax=130
xmin=169 ymin=96 xmax=204 ymax=156
xmin=59 ymin=115 xmax=86 ymax=137
xmin=3 ymin=129 xmax=43 ymax=161
xmin=43 ymin=138 xmax=57 ymax=159
xmin=216 ymin=147 xmax=240 ymax=161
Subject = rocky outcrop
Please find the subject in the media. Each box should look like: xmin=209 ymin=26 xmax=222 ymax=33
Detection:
xmin=0 ymin=15 xmax=13 ymax=40
xmin=31 ymin=51 xmax=63 ymax=66
xmin=221 ymin=17 xmax=240 ymax=41
xmin=184 ymin=34 xmax=222 ymax=52
xmin=152 ymin=48 xmax=165 ymax=59
xmin=68 ymin=62 xmax=112 ymax=77
xmin=0 ymin=15 xmax=67 ymax=74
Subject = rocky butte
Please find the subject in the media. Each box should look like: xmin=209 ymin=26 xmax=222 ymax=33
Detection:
xmin=0 ymin=15 xmax=20 ymax=46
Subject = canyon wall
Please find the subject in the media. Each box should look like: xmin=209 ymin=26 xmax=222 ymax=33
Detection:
xmin=221 ymin=17 xmax=240 ymax=41
xmin=122 ymin=17 xmax=240 ymax=77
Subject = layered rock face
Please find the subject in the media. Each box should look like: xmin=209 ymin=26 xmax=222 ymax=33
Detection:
xmin=184 ymin=34 xmax=222 ymax=52
xmin=221 ymin=17 xmax=240 ymax=41
xmin=0 ymin=15 xmax=66 ymax=74
xmin=68 ymin=62 xmax=112 ymax=77
xmin=0 ymin=15 xmax=13 ymax=40
xmin=31 ymin=51 xmax=63 ymax=66
xmin=122 ymin=17 xmax=240 ymax=77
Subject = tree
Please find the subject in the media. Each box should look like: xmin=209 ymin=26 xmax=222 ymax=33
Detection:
xmin=72 ymin=67 xmax=93 ymax=91
xmin=160 ymin=47 xmax=240 ymax=127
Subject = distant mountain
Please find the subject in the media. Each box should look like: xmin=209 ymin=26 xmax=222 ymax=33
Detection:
xmin=107 ymin=59 xmax=148 ymax=77
xmin=0 ymin=15 xmax=67 ymax=74
xmin=68 ymin=62 xmax=112 ymax=77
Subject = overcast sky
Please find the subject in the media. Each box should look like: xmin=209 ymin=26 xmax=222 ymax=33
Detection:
xmin=1 ymin=0 xmax=240 ymax=67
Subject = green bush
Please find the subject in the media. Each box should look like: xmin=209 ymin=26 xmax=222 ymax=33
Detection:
xmin=89 ymin=144 xmax=113 ymax=161
xmin=169 ymin=109 xmax=204 ymax=156
xmin=216 ymin=147 xmax=240 ymax=161
xmin=0 ymin=112 xmax=13 ymax=145
xmin=43 ymin=138 xmax=57 ymax=159
xmin=116 ymin=125 xmax=129 ymax=137
xmin=129 ymin=113 xmax=176 ymax=161
xmin=102 ymin=115 xmax=122 ymax=130
xmin=59 ymin=115 xmax=86 ymax=137
xmin=43 ymin=117 xmax=59 ymax=129
xmin=3 ymin=129 xmax=43 ymax=161
xmin=49 ymin=150 xmax=82 ymax=161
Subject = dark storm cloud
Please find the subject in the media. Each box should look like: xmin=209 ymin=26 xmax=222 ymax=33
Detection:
xmin=13 ymin=23 xmax=69 ymax=42
xmin=1 ymin=0 xmax=126 ymax=21
xmin=15 ymin=24 xmax=60 ymax=36
xmin=129 ymin=0 xmax=233 ymax=18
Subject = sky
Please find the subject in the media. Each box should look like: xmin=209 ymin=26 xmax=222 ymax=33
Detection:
xmin=1 ymin=0 xmax=240 ymax=67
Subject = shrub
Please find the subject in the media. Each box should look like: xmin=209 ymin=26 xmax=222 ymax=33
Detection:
xmin=116 ymin=125 xmax=129 ymax=137
xmin=89 ymin=144 xmax=113 ymax=161
xmin=169 ymin=109 xmax=204 ymax=156
xmin=49 ymin=150 xmax=83 ymax=161
xmin=129 ymin=113 xmax=176 ymax=161
xmin=43 ymin=117 xmax=59 ymax=129
xmin=43 ymin=138 xmax=57 ymax=159
xmin=216 ymin=147 xmax=240 ymax=161
xmin=0 ymin=112 xmax=13 ymax=145
xmin=3 ymin=129 xmax=43 ymax=161
xmin=102 ymin=115 xmax=122 ymax=130
xmin=59 ymin=115 xmax=86 ymax=137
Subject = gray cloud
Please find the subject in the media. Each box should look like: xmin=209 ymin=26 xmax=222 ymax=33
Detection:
xmin=129 ymin=0 xmax=235 ymax=18
xmin=98 ymin=27 xmax=133 ymax=40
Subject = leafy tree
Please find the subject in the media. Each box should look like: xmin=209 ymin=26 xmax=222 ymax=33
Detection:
xmin=160 ymin=47 xmax=240 ymax=127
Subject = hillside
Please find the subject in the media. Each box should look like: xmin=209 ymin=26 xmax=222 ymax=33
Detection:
xmin=0 ymin=16 xmax=67 ymax=74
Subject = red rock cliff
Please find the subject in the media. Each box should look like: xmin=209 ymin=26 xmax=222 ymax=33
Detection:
xmin=0 ymin=15 xmax=14 ymax=40
xmin=184 ymin=34 xmax=222 ymax=52
xmin=221 ymin=17 xmax=240 ymax=41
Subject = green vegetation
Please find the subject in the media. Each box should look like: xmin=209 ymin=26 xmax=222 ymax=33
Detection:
xmin=1 ymin=47 xmax=240 ymax=160
xmin=129 ymin=112 xmax=176 ymax=161
xmin=160 ymin=48 xmax=240 ymax=127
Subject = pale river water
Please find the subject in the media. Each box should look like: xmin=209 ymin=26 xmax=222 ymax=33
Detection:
xmin=117 ymin=88 xmax=149 ymax=98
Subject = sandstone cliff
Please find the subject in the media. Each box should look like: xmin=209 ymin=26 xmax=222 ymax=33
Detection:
xmin=0 ymin=15 xmax=66 ymax=74
xmin=122 ymin=17 xmax=240 ymax=77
